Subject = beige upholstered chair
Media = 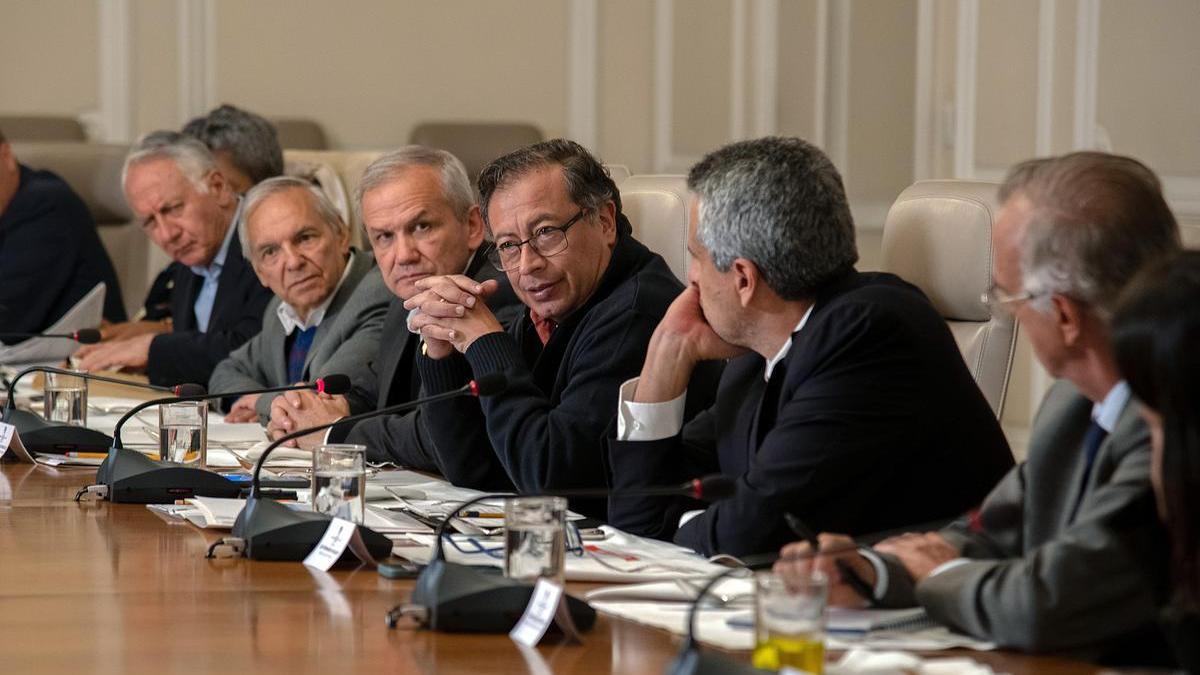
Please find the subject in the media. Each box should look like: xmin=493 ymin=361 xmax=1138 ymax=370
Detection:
xmin=0 ymin=115 xmax=88 ymax=142
xmin=619 ymin=175 xmax=690 ymax=281
xmin=880 ymin=180 xmax=1017 ymax=418
xmin=408 ymin=122 xmax=542 ymax=185
xmin=605 ymin=164 xmax=632 ymax=185
xmin=283 ymin=150 xmax=384 ymax=247
xmin=10 ymin=142 xmax=148 ymax=316
xmin=270 ymin=118 xmax=329 ymax=150
xmin=1180 ymin=222 xmax=1200 ymax=249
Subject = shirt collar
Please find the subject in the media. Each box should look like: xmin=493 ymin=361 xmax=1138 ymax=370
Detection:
xmin=1091 ymin=380 xmax=1131 ymax=434
xmin=276 ymin=250 xmax=356 ymax=335
xmin=188 ymin=197 xmax=242 ymax=278
xmin=764 ymin=304 xmax=815 ymax=381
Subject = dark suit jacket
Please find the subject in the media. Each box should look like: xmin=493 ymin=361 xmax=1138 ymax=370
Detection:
xmin=608 ymin=270 xmax=1014 ymax=557
xmin=414 ymin=218 xmax=721 ymax=517
xmin=0 ymin=165 xmax=126 ymax=335
xmin=145 ymin=232 xmax=272 ymax=386
xmin=879 ymin=379 xmax=1172 ymax=663
xmin=329 ymin=243 xmax=522 ymax=466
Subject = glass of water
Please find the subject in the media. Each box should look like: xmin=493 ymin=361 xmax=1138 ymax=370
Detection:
xmin=752 ymin=570 xmax=829 ymax=674
xmin=503 ymin=496 xmax=567 ymax=585
xmin=311 ymin=444 xmax=366 ymax=524
xmin=158 ymin=400 xmax=207 ymax=466
xmin=43 ymin=370 xmax=88 ymax=426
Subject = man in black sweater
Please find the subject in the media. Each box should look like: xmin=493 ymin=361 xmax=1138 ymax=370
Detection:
xmin=0 ymin=128 xmax=126 ymax=336
xmin=608 ymin=137 xmax=1014 ymax=557
xmin=406 ymin=140 xmax=718 ymax=515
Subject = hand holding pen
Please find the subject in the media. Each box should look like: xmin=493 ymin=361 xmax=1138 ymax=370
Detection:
xmin=779 ymin=513 xmax=880 ymax=608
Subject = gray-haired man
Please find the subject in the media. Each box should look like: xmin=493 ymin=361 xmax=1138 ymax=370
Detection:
xmin=209 ymin=177 xmax=390 ymax=425
xmin=266 ymin=147 xmax=521 ymax=467
xmin=76 ymin=134 xmax=272 ymax=386
xmin=779 ymin=151 xmax=1181 ymax=664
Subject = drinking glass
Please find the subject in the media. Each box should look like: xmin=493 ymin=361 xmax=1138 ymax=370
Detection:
xmin=503 ymin=496 xmax=567 ymax=584
xmin=752 ymin=571 xmax=828 ymax=673
xmin=43 ymin=370 xmax=88 ymax=426
xmin=159 ymin=400 xmax=207 ymax=466
xmin=311 ymin=444 xmax=366 ymax=524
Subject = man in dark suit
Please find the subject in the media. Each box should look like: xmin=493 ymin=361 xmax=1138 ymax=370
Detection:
xmin=404 ymin=140 xmax=719 ymax=516
xmin=76 ymin=135 xmax=271 ymax=386
xmin=606 ymin=137 xmax=1013 ymax=557
xmin=265 ymin=147 xmax=521 ymax=468
xmin=778 ymin=152 xmax=1180 ymax=664
xmin=0 ymin=127 xmax=126 ymax=336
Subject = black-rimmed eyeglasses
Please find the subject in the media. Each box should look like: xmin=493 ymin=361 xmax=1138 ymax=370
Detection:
xmin=487 ymin=209 xmax=589 ymax=272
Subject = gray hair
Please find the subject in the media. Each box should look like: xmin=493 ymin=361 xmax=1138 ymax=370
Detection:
xmin=182 ymin=104 xmax=284 ymax=185
xmin=477 ymin=139 xmax=621 ymax=230
xmin=122 ymin=131 xmax=218 ymax=193
xmin=687 ymin=136 xmax=858 ymax=300
xmin=356 ymin=146 xmax=476 ymax=224
xmin=239 ymin=176 xmax=350 ymax=259
xmin=1000 ymin=151 xmax=1180 ymax=322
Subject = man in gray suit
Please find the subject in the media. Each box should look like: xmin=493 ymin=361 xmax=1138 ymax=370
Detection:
xmin=210 ymin=176 xmax=389 ymax=425
xmin=776 ymin=152 xmax=1181 ymax=663
xmin=265 ymin=147 xmax=520 ymax=466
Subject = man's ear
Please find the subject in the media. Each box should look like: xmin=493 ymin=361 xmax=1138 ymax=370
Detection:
xmin=1051 ymin=294 xmax=1086 ymax=347
xmin=207 ymin=169 xmax=234 ymax=207
xmin=597 ymin=200 xmax=618 ymax=246
xmin=730 ymin=258 xmax=759 ymax=308
xmin=465 ymin=204 xmax=486 ymax=250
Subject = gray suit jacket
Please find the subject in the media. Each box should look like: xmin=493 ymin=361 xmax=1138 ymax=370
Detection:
xmin=877 ymin=379 xmax=1169 ymax=660
xmin=209 ymin=251 xmax=390 ymax=424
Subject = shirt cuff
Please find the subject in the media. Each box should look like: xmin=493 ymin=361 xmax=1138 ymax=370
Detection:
xmin=616 ymin=377 xmax=687 ymax=441
xmin=678 ymin=509 xmax=704 ymax=528
xmin=928 ymin=557 xmax=971 ymax=578
xmin=859 ymin=548 xmax=890 ymax=601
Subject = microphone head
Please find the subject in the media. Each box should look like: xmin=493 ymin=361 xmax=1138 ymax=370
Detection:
xmin=74 ymin=328 xmax=102 ymax=344
xmin=469 ymin=373 xmax=508 ymax=397
xmin=691 ymin=475 xmax=737 ymax=501
xmin=316 ymin=374 xmax=352 ymax=395
xmin=174 ymin=383 xmax=207 ymax=397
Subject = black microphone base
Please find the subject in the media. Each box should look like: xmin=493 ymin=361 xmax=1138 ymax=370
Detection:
xmin=6 ymin=409 xmax=113 ymax=454
xmin=410 ymin=559 xmax=596 ymax=633
xmin=96 ymin=447 xmax=242 ymax=503
xmin=231 ymin=497 xmax=392 ymax=562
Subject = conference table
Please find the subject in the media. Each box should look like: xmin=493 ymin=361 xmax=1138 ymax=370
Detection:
xmin=0 ymin=380 xmax=1110 ymax=674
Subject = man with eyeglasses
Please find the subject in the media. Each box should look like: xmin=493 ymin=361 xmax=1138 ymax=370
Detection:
xmin=777 ymin=151 xmax=1181 ymax=664
xmin=264 ymin=147 xmax=521 ymax=469
xmin=404 ymin=139 xmax=719 ymax=514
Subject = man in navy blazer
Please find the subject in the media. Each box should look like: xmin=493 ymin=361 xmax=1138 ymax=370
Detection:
xmin=76 ymin=134 xmax=271 ymax=386
xmin=607 ymin=137 xmax=1014 ymax=557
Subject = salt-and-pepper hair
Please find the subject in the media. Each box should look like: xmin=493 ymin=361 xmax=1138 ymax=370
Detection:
xmin=687 ymin=136 xmax=858 ymax=301
xmin=999 ymin=151 xmax=1180 ymax=322
xmin=355 ymin=146 xmax=476 ymax=224
xmin=121 ymin=131 xmax=218 ymax=194
xmin=239 ymin=176 xmax=349 ymax=259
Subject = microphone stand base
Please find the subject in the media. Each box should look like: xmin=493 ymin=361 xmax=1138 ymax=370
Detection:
xmin=7 ymin=408 xmax=113 ymax=454
xmin=231 ymin=496 xmax=392 ymax=562
xmin=96 ymin=447 xmax=242 ymax=503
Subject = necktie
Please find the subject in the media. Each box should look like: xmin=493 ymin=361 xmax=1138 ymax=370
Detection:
xmin=529 ymin=309 xmax=556 ymax=345
xmin=1069 ymin=419 xmax=1108 ymax=521
xmin=287 ymin=326 xmax=317 ymax=383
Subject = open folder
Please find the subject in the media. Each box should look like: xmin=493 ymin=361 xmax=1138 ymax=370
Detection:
xmin=0 ymin=282 xmax=106 ymax=364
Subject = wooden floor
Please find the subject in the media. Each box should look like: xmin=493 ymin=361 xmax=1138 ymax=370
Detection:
xmin=0 ymin=462 xmax=1108 ymax=674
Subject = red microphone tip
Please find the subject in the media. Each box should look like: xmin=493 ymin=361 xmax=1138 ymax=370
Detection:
xmin=316 ymin=379 xmax=326 ymax=394
xmin=967 ymin=508 xmax=984 ymax=533
xmin=469 ymin=380 xmax=480 ymax=397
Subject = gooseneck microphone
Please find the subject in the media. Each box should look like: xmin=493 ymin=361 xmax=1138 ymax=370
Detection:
xmin=0 ymin=328 xmax=103 ymax=344
xmin=231 ymin=374 xmax=509 ymax=562
xmin=386 ymin=474 xmax=738 ymax=633
xmin=666 ymin=566 xmax=763 ymax=675
xmin=2 ymin=365 xmax=196 ymax=455
xmin=94 ymin=375 xmax=351 ymax=503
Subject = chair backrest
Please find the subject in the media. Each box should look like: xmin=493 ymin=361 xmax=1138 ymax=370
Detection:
xmin=270 ymin=118 xmax=329 ymax=150
xmin=605 ymin=164 xmax=632 ymax=185
xmin=408 ymin=122 xmax=543 ymax=185
xmin=1181 ymin=221 xmax=1200 ymax=249
xmin=10 ymin=141 xmax=148 ymax=316
xmin=283 ymin=149 xmax=384 ymax=244
xmin=619 ymin=175 xmax=690 ymax=281
xmin=1 ymin=115 xmax=88 ymax=142
xmin=880 ymin=180 xmax=1017 ymax=418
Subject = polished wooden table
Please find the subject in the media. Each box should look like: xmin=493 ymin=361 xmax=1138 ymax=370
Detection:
xmin=0 ymin=463 xmax=1113 ymax=674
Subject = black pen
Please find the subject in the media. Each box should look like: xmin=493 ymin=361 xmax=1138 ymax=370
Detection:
xmin=783 ymin=513 xmax=879 ymax=607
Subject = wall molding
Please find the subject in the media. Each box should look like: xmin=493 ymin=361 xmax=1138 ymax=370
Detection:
xmin=729 ymin=0 xmax=748 ymax=140
xmin=178 ymin=0 xmax=217 ymax=124
xmin=912 ymin=0 xmax=935 ymax=180
xmin=812 ymin=0 xmax=830 ymax=148
xmin=1072 ymin=0 xmax=1100 ymax=151
xmin=752 ymin=0 xmax=779 ymax=137
xmin=567 ymin=0 xmax=599 ymax=151
xmin=96 ymin=0 xmax=134 ymax=142
xmin=1035 ymin=0 xmax=1056 ymax=155
xmin=952 ymin=0 xmax=978 ymax=179
xmin=826 ymin=0 xmax=851 ymax=171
